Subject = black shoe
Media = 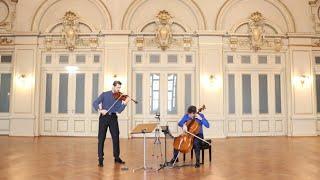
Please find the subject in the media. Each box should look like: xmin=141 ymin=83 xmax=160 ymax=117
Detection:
xmin=169 ymin=158 xmax=179 ymax=164
xmin=195 ymin=162 xmax=200 ymax=168
xmin=115 ymin=158 xmax=125 ymax=164
xmin=98 ymin=159 xmax=104 ymax=167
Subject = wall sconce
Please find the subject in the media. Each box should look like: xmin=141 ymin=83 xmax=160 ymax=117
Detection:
xmin=294 ymin=74 xmax=310 ymax=87
xmin=209 ymin=74 xmax=216 ymax=85
xmin=136 ymin=37 xmax=144 ymax=51
xmin=183 ymin=37 xmax=192 ymax=51
xmin=16 ymin=74 xmax=33 ymax=88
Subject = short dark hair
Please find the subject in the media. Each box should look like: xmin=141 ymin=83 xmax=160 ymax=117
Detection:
xmin=113 ymin=81 xmax=122 ymax=86
xmin=187 ymin=105 xmax=197 ymax=114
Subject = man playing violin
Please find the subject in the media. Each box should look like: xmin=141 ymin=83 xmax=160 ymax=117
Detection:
xmin=93 ymin=81 xmax=130 ymax=167
xmin=169 ymin=105 xmax=210 ymax=168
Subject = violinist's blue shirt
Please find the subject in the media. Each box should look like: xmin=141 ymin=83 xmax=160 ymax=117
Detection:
xmin=92 ymin=90 xmax=126 ymax=114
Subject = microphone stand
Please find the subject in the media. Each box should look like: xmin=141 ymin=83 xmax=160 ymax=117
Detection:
xmin=158 ymin=125 xmax=173 ymax=171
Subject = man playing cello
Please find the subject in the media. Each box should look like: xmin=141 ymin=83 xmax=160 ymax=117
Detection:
xmin=169 ymin=105 xmax=210 ymax=168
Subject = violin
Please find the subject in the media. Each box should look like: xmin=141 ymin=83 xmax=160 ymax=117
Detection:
xmin=113 ymin=92 xmax=138 ymax=104
xmin=173 ymin=105 xmax=210 ymax=154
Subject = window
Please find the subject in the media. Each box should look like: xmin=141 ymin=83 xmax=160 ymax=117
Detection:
xmin=186 ymin=55 xmax=193 ymax=63
xmin=45 ymin=55 xmax=52 ymax=64
xmin=275 ymin=74 xmax=282 ymax=113
xmin=59 ymin=55 xmax=69 ymax=64
xmin=168 ymin=55 xmax=178 ymax=63
xmin=76 ymin=55 xmax=86 ymax=64
xmin=150 ymin=74 xmax=160 ymax=113
xmin=275 ymin=56 xmax=281 ymax=64
xmin=227 ymin=55 xmax=234 ymax=64
xmin=167 ymin=74 xmax=177 ymax=114
xmin=150 ymin=54 xmax=160 ymax=63
xmin=242 ymin=74 xmax=252 ymax=114
xmin=58 ymin=74 xmax=68 ymax=113
xmin=135 ymin=54 xmax=142 ymax=64
xmin=185 ymin=74 xmax=192 ymax=111
xmin=1 ymin=55 xmax=12 ymax=63
xmin=228 ymin=74 xmax=235 ymax=114
xmin=93 ymin=55 xmax=100 ymax=63
xmin=241 ymin=55 xmax=251 ymax=64
xmin=316 ymin=57 xmax=320 ymax=64
xmin=92 ymin=74 xmax=99 ymax=113
xmin=75 ymin=74 xmax=85 ymax=113
xmin=258 ymin=55 xmax=268 ymax=64
xmin=45 ymin=74 xmax=52 ymax=113
xmin=259 ymin=74 xmax=268 ymax=114
xmin=135 ymin=74 xmax=143 ymax=114
xmin=0 ymin=73 xmax=11 ymax=112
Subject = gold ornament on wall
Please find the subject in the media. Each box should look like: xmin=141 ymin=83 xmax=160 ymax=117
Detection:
xmin=227 ymin=12 xmax=283 ymax=52
xmin=62 ymin=11 xmax=80 ymax=51
xmin=44 ymin=11 xmax=99 ymax=51
xmin=155 ymin=10 xmax=173 ymax=51
xmin=248 ymin=12 xmax=265 ymax=51
xmin=134 ymin=10 xmax=193 ymax=51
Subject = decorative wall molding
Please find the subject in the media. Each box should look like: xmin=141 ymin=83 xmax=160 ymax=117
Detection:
xmin=121 ymin=0 xmax=207 ymax=30
xmin=309 ymin=0 xmax=320 ymax=33
xmin=133 ymin=10 xmax=193 ymax=51
xmin=226 ymin=12 xmax=284 ymax=52
xmin=215 ymin=0 xmax=296 ymax=32
xmin=0 ymin=0 xmax=18 ymax=33
xmin=31 ymin=0 xmax=112 ymax=31
xmin=44 ymin=11 xmax=100 ymax=51
xmin=0 ymin=37 xmax=13 ymax=45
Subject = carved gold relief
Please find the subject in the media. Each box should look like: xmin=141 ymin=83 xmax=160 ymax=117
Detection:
xmin=44 ymin=11 xmax=99 ymax=51
xmin=155 ymin=10 xmax=173 ymax=51
xmin=134 ymin=10 xmax=192 ymax=51
xmin=248 ymin=12 xmax=265 ymax=51
xmin=228 ymin=12 xmax=283 ymax=52
xmin=0 ymin=37 xmax=13 ymax=45
xmin=61 ymin=11 xmax=80 ymax=51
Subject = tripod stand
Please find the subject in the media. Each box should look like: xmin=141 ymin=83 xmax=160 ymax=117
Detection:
xmin=157 ymin=125 xmax=174 ymax=171
xmin=152 ymin=128 xmax=162 ymax=159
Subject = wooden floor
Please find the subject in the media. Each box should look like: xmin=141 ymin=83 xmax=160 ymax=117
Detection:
xmin=0 ymin=136 xmax=319 ymax=180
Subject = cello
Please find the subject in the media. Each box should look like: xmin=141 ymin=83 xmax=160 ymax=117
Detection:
xmin=173 ymin=105 xmax=211 ymax=154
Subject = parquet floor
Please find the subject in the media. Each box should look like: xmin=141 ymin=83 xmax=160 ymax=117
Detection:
xmin=0 ymin=136 xmax=319 ymax=180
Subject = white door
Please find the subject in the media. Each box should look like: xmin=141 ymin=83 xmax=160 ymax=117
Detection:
xmin=40 ymin=52 xmax=102 ymax=136
xmin=131 ymin=51 xmax=196 ymax=136
xmin=225 ymin=53 xmax=286 ymax=136
xmin=0 ymin=54 xmax=13 ymax=135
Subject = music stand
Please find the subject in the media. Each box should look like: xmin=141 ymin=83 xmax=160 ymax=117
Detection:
xmin=131 ymin=123 xmax=157 ymax=172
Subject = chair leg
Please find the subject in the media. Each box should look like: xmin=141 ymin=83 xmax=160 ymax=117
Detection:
xmin=209 ymin=147 xmax=212 ymax=162
xmin=183 ymin=153 xmax=186 ymax=162
xmin=202 ymin=149 xmax=204 ymax=164
xmin=191 ymin=148 xmax=193 ymax=160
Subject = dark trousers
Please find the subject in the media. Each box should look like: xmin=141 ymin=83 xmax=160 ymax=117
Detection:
xmin=173 ymin=133 xmax=204 ymax=163
xmin=98 ymin=113 xmax=120 ymax=160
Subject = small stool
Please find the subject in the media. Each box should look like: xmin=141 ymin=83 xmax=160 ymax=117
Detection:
xmin=183 ymin=139 xmax=212 ymax=164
